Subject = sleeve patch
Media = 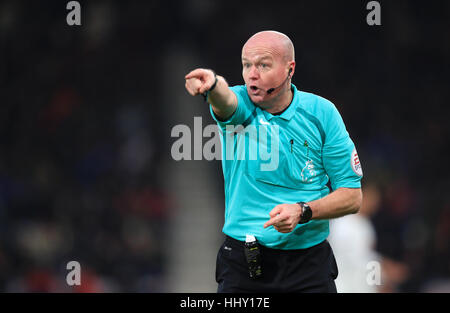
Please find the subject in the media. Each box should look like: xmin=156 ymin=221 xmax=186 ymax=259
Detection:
xmin=350 ymin=148 xmax=363 ymax=176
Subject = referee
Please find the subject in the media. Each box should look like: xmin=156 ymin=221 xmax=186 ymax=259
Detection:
xmin=185 ymin=31 xmax=363 ymax=293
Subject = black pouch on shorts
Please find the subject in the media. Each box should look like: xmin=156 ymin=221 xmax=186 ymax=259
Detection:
xmin=244 ymin=238 xmax=263 ymax=279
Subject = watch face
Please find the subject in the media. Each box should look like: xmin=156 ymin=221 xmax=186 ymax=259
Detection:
xmin=303 ymin=206 xmax=312 ymax=220
xmin=300 ymin=204 xmax=312 ymax=224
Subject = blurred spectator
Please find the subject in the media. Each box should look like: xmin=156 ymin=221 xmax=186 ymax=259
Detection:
xmin=329 ymin=183 xmax=382 ymax=292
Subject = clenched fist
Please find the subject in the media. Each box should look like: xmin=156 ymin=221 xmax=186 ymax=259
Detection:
xmin=185 ymin=68 xmax=216 ymax=96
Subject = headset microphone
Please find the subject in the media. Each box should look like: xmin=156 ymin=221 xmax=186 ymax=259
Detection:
xmin=266 ymin=68 xmax=292 ymax=95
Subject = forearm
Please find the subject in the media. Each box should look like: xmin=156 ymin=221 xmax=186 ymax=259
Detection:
xmin=208 ymin=75 xmax=237 ymax=121
xmin=308 ymin=187 xmax=362 ymax=220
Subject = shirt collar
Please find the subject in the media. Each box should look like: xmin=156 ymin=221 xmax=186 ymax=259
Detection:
xmin=261 ymin=84 xmax=298 ymax=121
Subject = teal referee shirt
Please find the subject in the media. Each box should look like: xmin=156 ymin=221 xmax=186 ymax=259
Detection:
xmin=209 ymin=84 xmax=363 ymax=249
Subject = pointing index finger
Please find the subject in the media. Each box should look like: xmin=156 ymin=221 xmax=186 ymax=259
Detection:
xmin=263 ymin=214 xmax=285 ymax=229
xmin=185 ymin=68 xmax=206 ymax=80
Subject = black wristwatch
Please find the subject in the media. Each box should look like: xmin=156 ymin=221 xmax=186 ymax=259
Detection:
xmin=202 ymin=70 xmax=218 ymax=102
xmin=297 ymin=202 xmax=313 ymax=224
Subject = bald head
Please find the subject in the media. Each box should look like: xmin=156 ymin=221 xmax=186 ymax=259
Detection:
xmin=243 ymin=31 xmax=295 ymax=62
xmin=241 ymin=31 xmax=296 ymax=109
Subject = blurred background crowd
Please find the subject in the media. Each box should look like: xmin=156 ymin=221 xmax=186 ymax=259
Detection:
xmin=0 ymin=0 xmax=448 ymax=292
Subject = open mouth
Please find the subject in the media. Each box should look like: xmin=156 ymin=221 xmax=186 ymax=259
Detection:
xmin=249 ymin=85 xmax=259 ymax=92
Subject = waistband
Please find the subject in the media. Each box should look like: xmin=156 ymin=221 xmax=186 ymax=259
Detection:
xmin=224 ymin=235 xmax=247 ymax=248
xmin=224 ymin=235 xmax=327 ymax=254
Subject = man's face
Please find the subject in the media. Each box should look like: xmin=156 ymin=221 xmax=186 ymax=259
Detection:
xmin=241 ymin=45 xmax=289 ymax=107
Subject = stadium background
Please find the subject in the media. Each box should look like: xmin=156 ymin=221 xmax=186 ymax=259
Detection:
xmin=0 ymin=0 xmax=448 ymax=292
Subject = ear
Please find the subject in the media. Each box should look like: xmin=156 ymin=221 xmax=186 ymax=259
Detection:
xmin=288 ymin=61 xmax=295 ymax=78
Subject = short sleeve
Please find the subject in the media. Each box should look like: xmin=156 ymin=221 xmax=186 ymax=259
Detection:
xmin=209 ymin=85 xmax=255 ymax=129
xmin=321 ymin=100 xmax=363 ymax=190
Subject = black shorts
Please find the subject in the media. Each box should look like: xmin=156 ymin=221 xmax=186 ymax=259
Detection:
xmin=216 ymin=235 xmax=338 ymax=293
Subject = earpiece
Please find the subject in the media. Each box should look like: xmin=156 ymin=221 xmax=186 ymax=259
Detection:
xmin=266 ymin=68 xmax=293 ymax=94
